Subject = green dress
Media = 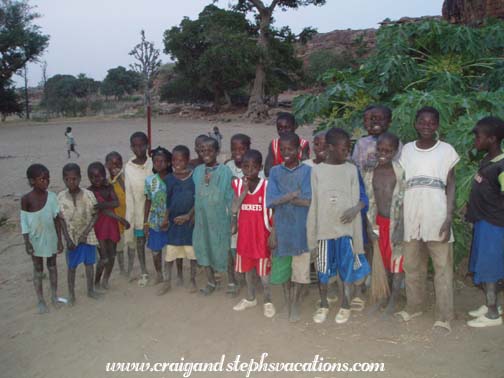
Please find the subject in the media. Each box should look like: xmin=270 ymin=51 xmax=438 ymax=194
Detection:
xmin=20 ymin=191 xmax=59 ymax=257
xmin=192 ymin=164 xmax=234 ymax=272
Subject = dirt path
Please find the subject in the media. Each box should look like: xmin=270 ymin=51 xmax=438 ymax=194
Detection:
xmin=0 ymin=116 xmax=503 ymax=378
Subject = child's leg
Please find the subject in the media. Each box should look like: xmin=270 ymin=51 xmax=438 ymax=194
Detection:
xmin=318 ymin=283 xmax=329 ymax=309
xmin=32 ymin=256 xmax=48 ymax=314
xmin=95 ymin=241 xmax=108 ymax=289
xmin=290 ymin=252 xmax=310 ymax=322
xmin=152 ymin=251 xmax=163 ymax=284
xmin=85 ymin=264 xmax=101 ymax=299
xmin=102 ymin=240 xmax=117 ymax=289
xmin=189 ymin=259 xmax=197 ymax=293
xmin=428 ymin=241 xmax=454 ymax=322
xmin=384 ymin=272 xmax=404 ymax=315
xmin=485 ymin=282 xmax=500 ymax=319
xmin=46 ymin=254 xmax=59 ymax=308
xmin=227 ymin=249 xmax=238 ymax=296
xmin=136 ymin=236 xmax=147 ymax=276
xmin=403 ymin=240 xmax=428 ymax=316
xmin=245 ymin=270 xmax=256 ymax=301
xmin=176 ymin=258 xmax=184 ymax=286
xmin=117 ymin=250 xmax=126 ymax=276
xmin=261 ymin=274 xmax=272 ymax=304
xmin=342 ymin=282 xmax=354 ymax=310
xmin=200 ymin=266 xmax=216 ymax=296
xmin=282 ymin=281 xmax=291 ymax=317
xmin=290 ymin=283 xmax=303 ymax=322
xmin=127 ymin=244 xmax=135 ymax=279
xmin=67 ymin=268 xmax=76 ymax=306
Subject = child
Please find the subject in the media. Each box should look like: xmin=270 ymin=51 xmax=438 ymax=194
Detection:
xmin=231 ymin=149 xmax=275 ymax=318
xmin=106 ymin=151 xmax=128 ymax=276
xmin=266 ymin=132 xmax=312 ymax=322
xmin=158 ymin=145 xmax=197 ymax=295
xmin=65 ymin=127 xmax=80 ymax=159
xmin=303 ymin=131 xmax=327 ymax=167
xmin=193 ymin=136 xmax=235 ymax=295
xmin=466 ymin=116 xmax=504 ymax=328
xmin=363 ymin=132 xmax=405 ymax=316
xmin=88 ymin=162 xmax=126 ymax=290
xmin=188 ymin=134 xmax=207 ymax=169
xmin=144 ymin=147 xmax=172 ymax=286
xmin=21 ymin=164 xmax=63 ymax=313
xmin=352 ymin=105 xmax=401 ymax=172
xmin=264 ymin=112 xmax=310 ymax=177
xmin=58 ymin=163 xmax=101 ymax=305
xmin=209 ymin=126 xmax=223 ymax=150
xmin=395 ymin=106 xmax=459 ymax=334
xmin=308 ymin=128 xmax=370 ymax=324
xmin=125 ymin=131 xmax=153 ymax=287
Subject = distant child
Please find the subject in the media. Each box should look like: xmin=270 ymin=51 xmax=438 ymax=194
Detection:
xmin=88 ymin=162 xmax=128 ymax=290
xmin=352 ymin=105 xmax=401 ymax=172
xmin=188 ymin=134 xmax=208 ymax=169
xmin=303 ymin=131 xmax=327 ymax=167
xmin=231 ymin=150 xmax=275 ymax=318
xmin=466 ymin=116 xmax=504 ymax=328
xmin=266 ymin=132 xmax=312 ymax=322
xmin=106 ymin=151 xmax=128 ymax=276
xmin=395 ymin=106 xmax=459 ymax=334
xmin=125 ymin=131 xmax=153 ymax=287
xmin=65 ymin=127 xmax=80 ymax=159
xmin=264 ymin=112 xmax=310 ymax=177
xmin=21 ymin=164 xmax=63 ymax=314
xmin=308 ymin=128 xmax=370 ymax=324
xmin=363 ymin=132 xmax=405 ymax=316
xmin=158 ymin=145 xmax=197 ymax=295
xmin=193 ymin=136 xmax=235 ymax=295
xmin=209 ymin=126 xmax=223 ymax=150
xmin=143 ymin=147 xmax=172 ymax=286
xmin=58 ymin=163 xmax=101 ymax=305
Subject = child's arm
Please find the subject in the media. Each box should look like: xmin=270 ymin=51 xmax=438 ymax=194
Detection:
xmin=58 ymin=215 xmax=76 ymax=251
xmin=341 ymin=170 xmax=367 ymax=223
xmin=306 ymin=170 xmax=318 ymax=250
xmin=300 ymin=142 xmax=310 ymax=161
xmin=102 ymin=209 xmax=130 ymax=229
xmin=231 ymin=180 xmax=249 ymax=234
xmin=264 ymin=142 xmax=274 ymax=177
xmin=54 ymin=214 xmax=64 ymax=254
xmin=439 ymin=167 xmax=456 ymax=242
xmin=20 ymin=196 xmax=34 ymax=255
xmin=94 ymin=187 xmax=119 ymax=210
xmin=173 ymin=207 xmax=194 ymax=225
xmin=291 ymin=167 xmax=312 ymax=207
xmin=143 ymin=196 xmax=151 ymax=237
xmin=78 ymin=213 xmax=99 ymax=245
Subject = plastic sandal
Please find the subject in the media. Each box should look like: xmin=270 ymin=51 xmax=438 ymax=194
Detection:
xmin=138 ymin=274 xmax=149 ymax=288
xmin=200 ymin=282 xmax=216 ymax=296
xmin=335 ymin=308 xmax=351 ymax=324
xmin=394 ymin=310 xmax=423 ymax=322
xmin=350 ymin=297 xmax=365 ymax=312
xmin=432 ymin=320 xmax=452 ymax=334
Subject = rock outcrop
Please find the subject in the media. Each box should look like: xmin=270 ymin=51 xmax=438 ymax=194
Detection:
xmin=443 ymin=0 xmax=504 ymax=23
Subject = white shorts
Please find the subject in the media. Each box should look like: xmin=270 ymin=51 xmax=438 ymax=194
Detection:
xmin=164 ymin=245 xmax=196 ymax=262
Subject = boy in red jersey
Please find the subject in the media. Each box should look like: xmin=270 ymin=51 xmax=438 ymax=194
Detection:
xmin=231 ymin=150 xmax=275 ymax=318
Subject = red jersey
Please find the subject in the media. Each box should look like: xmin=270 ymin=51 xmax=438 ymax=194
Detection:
xmin=232 ymin=178 xmax=272 ymax=259
xmin=271 ymin=137 xmax=310 ymax=166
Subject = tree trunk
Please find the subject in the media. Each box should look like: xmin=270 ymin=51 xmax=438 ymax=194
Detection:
xmin=23 ymin=67 xmax=29 ymax=119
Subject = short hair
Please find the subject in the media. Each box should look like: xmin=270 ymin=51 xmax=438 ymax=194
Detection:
xmin=325 ymin=127 xmax=350 ymax=145
xmin=151 ymin=146 xmax=172 ymax=161
xmin=172 ymin=145 xmax=190 ymax=159
xmin=26 ymin=164 xmax=49 ymax=181
xmin=313 ymin=130 xmax=327 ymax=140
xmin=277 ymin=112 xmax=296 ymax=128
xmin=105 ymin=151 xmax=122 ymax=163
xmin=279 ymin=131 xmax=300 ymax=147
xmin=373 ymin=105 xmax=392 ymax=121
xmin=62 ymin=163 xmax=81 ymax=177
xmin=195 ymin=134 xmax=207 ymax=144
xmin=66 ymin=126 xmax=72 ymax=132
xmin=243 ymin=149 xmax=263 ymax=166
xmin=363 ymin=105 xmax=376 ymax=113
xmin=202 ymin=136 xmax=220 ymax=152
xmin=87 ymin=161 xmax=106 ymax=177
xmin=130 ymin=131 xmax=148 ymax=144
xmin=230 ymin=133 xmax=251 ymax=148
xmin=377 ymin=132 xmax=400 ymax=150
xmin=474 ymin=116 xmax=504 ymax=142
xmin=416 ymin=106 xmax=439 ymax=123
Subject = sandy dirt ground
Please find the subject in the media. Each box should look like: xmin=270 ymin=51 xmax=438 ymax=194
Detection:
xmin=0 ymin=115 xmax=503 ymax=378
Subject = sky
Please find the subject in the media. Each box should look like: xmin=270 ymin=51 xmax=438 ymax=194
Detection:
xmin=16 ymin=0 xmax=443 ymax=87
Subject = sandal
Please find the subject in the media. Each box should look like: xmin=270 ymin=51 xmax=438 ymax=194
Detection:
xmin=394 ymin=310 xmax=423 ymax=322
xmin=335 ymin=308 xmax=351 ymax=324
xmin=350 ymin=297 xmax=365 ymax=312
xmin=432 ymin=320 xmax=452 ymax=334
xmin=138 ymin=274 xmax=149 ymax=288
xmin=467 ymin=315 xmax=502 ymax=328
xmin=200 ymin=282 xmax=216 ymax=296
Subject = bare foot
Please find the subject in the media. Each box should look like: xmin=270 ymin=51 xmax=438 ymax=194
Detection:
xmin=188 ymin=281 xmax=198 ymax=293
xmin=87 ymin=290 xmax=103 ymax=300
xmin=37 ymin=300 xmax=49 ymax=314
xmin=157 ymin=282 xmax=171 ymax=296
xmin=51 ymin=296 xmax=61 ymax=309
xmin=68 ymin=295 xmax=76 ymax=307
xmin=101 ymin=280 xmax=110 ymax=290
xmin=289 ymin=303 xmax=301 ymax=323
xmin=176 ymin=276 xmax=184 ymax=287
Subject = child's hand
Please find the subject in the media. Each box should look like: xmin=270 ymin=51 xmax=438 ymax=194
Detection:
xmin=94 ymin=202 xmax=106 ymax=210
xmin=78 ymin=233 xmax=88 ymax=245
xmin=160 ymin=218 xmax=170 ymax=230
xmin=122 ymin=219 xmax=131 ymax=230
xmin=174 ymin=214 xmax=190 ymax=225
xmin=439 ymin=218 xmax=452 ymax=243
xmin=25 ymin=240 xmax=34 ymax=255
xmin=66 ymin=238 xmax=76 ymax=251
xmin=340 ymin=205 xmax=360 ymax=224
xmin=143 ymin=224 xmax=150 ymax=238
xmin=268 ymin=227 xmax=277 ymax=250
xmin=286 ymin=190 xmax=300 ymax=202
xmin=231 ymin=216 xmax=237 ymax=235
xmin=57 ymin=240 xmax=64 ymax=254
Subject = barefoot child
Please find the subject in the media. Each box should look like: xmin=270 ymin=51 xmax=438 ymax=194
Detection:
xmin=144 ymin=147 xmax=172 ymax=286
xmin=125 ymin=131 xmax=153 ymax=286
xmin=209 ymin=126 xmax=223 ymax=150
xmin=264 ymin=112 xmax=310 ymax=177
xmin=106 ymin=151 xmax=128 ymax=276
xmin=88 ymin=162 xmax=127 ymax=290
xmin=364 ymin=132 xmax=405 ymax=315
xmin=231 ymin=150 xmax=275 ymax=318
xmin=266 ymin=132 xmax=312 ymax=322
xmin=466 ymin=116 xmax=504 ymax=328
xmin=65 ymin=127 xmax=80 ymax=159
xmin=308 ymin=128 xmax=370 ymax=324
xmin=396 ymin=106 xmax=459 ymax=333
xmin=193 ymin=136 xmax=235 ymax=295
xmin=21 ymin=164 xmax=64 ymax=313
xmin=58 ymin=163 xmax=101 ymax=305
xmin=158 ymin=145 xmax=197 ymax=295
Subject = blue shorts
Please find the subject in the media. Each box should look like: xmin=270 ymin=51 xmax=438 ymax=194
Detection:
xmin=147 ymin=228 xmax=168 ymax=252
xmin=470 ymin=220 xmax=504 ymax=284
xmin=66 ymin=244 xmax=96 ymax=269
xmin=316 ymin=237 xmax=370 ymax=284
xmin=134 ymin=229 xmax=145 ymax=238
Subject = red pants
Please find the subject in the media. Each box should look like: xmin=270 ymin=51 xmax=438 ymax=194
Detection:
xmin=376 ymin=215 xmax=404 ymax=273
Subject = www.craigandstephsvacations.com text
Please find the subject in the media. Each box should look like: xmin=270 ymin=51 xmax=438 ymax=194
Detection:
xmin=105 ymin=354 xmax=385 ymax=376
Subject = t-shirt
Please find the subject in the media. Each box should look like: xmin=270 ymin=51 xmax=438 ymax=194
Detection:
xmin=57 ymin=188 xmax=98 ymax=246
xmin=352 ymin=135 xmax=402 ymax=173
xmin=125 ymin=157 xmax=153 ymax=239
xmin=225 ymin=160 xmax=265 ymax=179
xmin=399 ymin=140 xmax=460 ymax=242
xmin=165 ymin=172 xmax=195 ymax=246
xmin=266 ymin=163 xmax=311 ymax=257
xmin=144 ymin=173 xmax=167 ymax=231
xmin=467 ymin=153 xmax=504 ymax=227
xmin=232 ymin=178 xmax=272 ymax=259
xmin=306 ymin=162 xmax=364 ymax=254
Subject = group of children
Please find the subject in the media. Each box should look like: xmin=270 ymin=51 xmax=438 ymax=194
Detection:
xmin=21 ymin=110 xmax=504 ymax=332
